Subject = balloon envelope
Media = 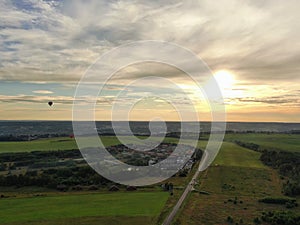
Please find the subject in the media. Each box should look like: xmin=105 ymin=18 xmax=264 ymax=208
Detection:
xmin=48 ymin=101 xmax=53 ymax=106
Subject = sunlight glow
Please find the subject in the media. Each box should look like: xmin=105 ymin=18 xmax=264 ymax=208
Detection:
xmin=214 ymin=70 xmax=235 ymax=89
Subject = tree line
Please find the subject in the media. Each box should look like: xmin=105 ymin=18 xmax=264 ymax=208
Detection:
xmin=260 ymin=150 xmax=300 ymax=196
xmin=0 ymin=134 xmax=70 ymax=142
xmin=235 ymin=140 xmax=300 ymax=196
xmin=0 ymin=165 xmax=110 ymax=190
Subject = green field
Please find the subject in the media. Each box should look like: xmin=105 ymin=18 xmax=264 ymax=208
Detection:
xmin=225 ymin=133 xmax=300 ymax=152
xmin=0 ymin=136 xmax=182 ymax=153
xmin=213 ymin=142 xmax=266 ymax=168
xmin=0 ymin=136 xmax=127 ymax=153
xmin=0 ymin=138 xmax=77 ymax=153
xmin=0 ymin=192 xmax=168 ymax=225
xmin=175 ymin=141 xmax=300 ymax=225
xmin=1 ymin=134 xmax=299 ymax=225
xmin=1 ymin=133 xmax=298 ymax=154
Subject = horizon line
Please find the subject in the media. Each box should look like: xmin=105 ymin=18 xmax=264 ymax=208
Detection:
xmin=0 ymin=120 xmax=300 ymax=124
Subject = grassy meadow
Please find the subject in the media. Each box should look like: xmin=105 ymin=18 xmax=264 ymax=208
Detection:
xmin=174 ymin=141 xmax=300 ymax=225
xmin=0 ymin=136 xmax=182 ymax=153
xmin=1 ymin=133 xmax=298 ymax=154
xmin=0 ymin=192 xmax=168 ymax=225
xmin=0 ymin=134 xmax=299 ymax=225
xmin=0 ymin=137 xmax=78 ymax=153
xmin=213 ymin=142 xmax=266 ymax=168
xmin=225 ymin=133 xmax=300 ymax=152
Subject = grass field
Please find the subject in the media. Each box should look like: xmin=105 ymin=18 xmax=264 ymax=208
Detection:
xmin=0 ymin=137 xmax=78 ymax=153
xmin=1 ymin=134 xmax=299 ymax=225
xmin=1 ymin=133 xmax=298 ymax=154
xmin=0 ymin=192 xmax=168 ymax=225
xmin=175 ymin=141 xmax=300 ymax=225
xmin=0 ymin=136 xmax=182 ymax=153
xmin=225 ymin=133 xmax=300 ymax=152
xmin=3 ymin=216 xmax=156 ymax=225
xmin=213 ymin=142 xmax=266 ymax=168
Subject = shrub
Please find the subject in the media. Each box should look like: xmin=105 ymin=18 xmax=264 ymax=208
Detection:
xmin=258 ymin=197 xmax=298 ymax=208
xmin=261 ymin=211 xmax=300 ymax=225
xmin=253 ymin=217 xmax=261 ymax=224
xmin=227 ymin=216 xmax=234 ymax=223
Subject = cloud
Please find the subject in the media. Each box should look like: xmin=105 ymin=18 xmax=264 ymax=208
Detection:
xmin=234 ymin=96 xmax=300 ymax=107
xmin=225 ymin=87 xmax=300 ymax=107
xmin=0 ymin=93 xmax=120 ymax=106
xmin=0 ymin=0 xmax=299 ymax=84
xmin=0 ymin=0 xmax=300 ymax=122
xmin=0 ymin=94 xmax=74 ymax=104
xmin=32 ymin=90 xmax=53 ymax=94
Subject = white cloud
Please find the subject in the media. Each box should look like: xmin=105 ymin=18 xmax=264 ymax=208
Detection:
xmin=32 ymin=90 xmax=53 ymax=94
xmin=0 ymin=0 xmax=299 ymax=84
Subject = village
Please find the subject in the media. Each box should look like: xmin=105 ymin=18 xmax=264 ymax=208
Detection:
xmin=106 ymin=142 xmax=196 ymax=171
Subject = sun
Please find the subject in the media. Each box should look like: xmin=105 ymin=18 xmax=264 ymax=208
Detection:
xmin=211 ymin=70 xmax=242 ymax=99
xmin=214 ymin=70 xmax=235 ymax=89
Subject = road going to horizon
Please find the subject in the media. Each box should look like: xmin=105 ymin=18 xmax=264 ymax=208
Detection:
xmin=162 ymin=153 xmax=208 ymax=225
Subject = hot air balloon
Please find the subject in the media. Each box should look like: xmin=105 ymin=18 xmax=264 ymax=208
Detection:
xmin=48 ymin=101 xmax=53 ymax=106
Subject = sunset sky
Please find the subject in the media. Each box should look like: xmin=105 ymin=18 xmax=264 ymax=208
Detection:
xmin=0 ymin=0 xmax=299 ymax=122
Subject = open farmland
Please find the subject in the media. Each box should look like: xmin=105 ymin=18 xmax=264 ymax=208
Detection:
xmin=0 ymin=136 xmax=182 ymax=153
xmin=2 ymin=133 xmax=299 ymax=155
xmin=225 ymin=133 xmax=300 ymax=153
xmin=0 ymin=192 xmax=168 ymax=225
xmin=174 ymin=141 xmax=300 ymax=225
xmin=1 ymin=134 xmax=299 ymax=225
xmin=213 ymin=142 xmax=266 ymax=168
xmin=0 ymin=137 xmax=78 ymax=153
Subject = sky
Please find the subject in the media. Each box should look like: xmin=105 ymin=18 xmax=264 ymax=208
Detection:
xmin=0 ymin=0 xmax=299 ymax=122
